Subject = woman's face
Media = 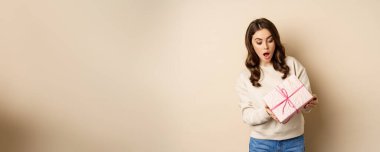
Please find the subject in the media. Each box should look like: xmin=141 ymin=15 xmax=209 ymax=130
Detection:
xmin=252 ymin=28 xmax=275 ymax=65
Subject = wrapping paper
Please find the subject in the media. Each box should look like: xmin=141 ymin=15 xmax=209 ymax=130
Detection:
xmin=263 ymin=75 xmax=313 ymax=123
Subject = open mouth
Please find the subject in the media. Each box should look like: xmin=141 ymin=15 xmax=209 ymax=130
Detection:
xmin=263 ymin=52 xmax=270 ymax=57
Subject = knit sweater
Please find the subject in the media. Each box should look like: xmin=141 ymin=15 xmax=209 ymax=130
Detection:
xmin=235 ymin=56 xmax=312 ymax=140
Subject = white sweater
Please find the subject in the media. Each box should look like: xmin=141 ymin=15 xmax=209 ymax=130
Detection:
xmin=235 ymin=56 xmax=312 ymax=140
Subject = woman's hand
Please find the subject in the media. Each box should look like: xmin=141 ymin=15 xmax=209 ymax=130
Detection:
xmin=266 ymin=106 xmax=294 ymax=124
xmin=265 ymin=106 xmax=280 ymax=122
xmin=304 ymin=94 xmax=319 ymax=110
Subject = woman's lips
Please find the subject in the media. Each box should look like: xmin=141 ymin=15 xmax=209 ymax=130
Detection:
xmin=263 ymin=52 xmax=271 ymax=59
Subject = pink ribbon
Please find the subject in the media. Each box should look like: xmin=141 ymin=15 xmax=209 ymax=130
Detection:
xmin=270 ymin=84 xmax=304 ymax=114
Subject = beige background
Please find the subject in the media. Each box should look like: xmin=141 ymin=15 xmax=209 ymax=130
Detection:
xmin=1 ymin=0 xmax=379 ymax=152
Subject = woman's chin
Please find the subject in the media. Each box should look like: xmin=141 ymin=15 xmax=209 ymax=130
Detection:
xmin=260 ymin=56 xmax=272 ymax=63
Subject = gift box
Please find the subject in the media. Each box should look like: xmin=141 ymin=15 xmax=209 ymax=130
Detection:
xmin=263 ymin=74 xmax=313 ymax=123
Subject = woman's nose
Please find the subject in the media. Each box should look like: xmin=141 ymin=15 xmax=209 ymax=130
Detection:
xmin=263 ymin=42 xmax=268 ymax=50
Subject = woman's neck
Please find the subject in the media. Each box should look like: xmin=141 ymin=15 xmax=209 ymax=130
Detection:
xmin=260 ymin=61 xmax=272 ymax=67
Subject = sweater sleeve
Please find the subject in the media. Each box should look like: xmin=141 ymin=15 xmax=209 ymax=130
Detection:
xmin=291 ymin=58 xmax=311 ymax=93
xmin=290 ymin=57 xmax=314 ymax=113
xmin=235 ymin=73 xmax=271 ymax=126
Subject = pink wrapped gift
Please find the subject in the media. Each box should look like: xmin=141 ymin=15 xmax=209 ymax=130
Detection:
xmin=263 ymin=75 xmax=313 ymax=123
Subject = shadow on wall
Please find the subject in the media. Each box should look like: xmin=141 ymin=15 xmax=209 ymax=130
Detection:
xmin=287 ymin=54 xmax=328 ymax=152
xmin=0 ymin=102 xmax=33 ymax=152
xmin=284 ymin=36 xmax=328 ymax=152
xmin=304 ymin=106 xmax=325 ymax=152
xmin=303 ymin=68 xmax=328 ymax=152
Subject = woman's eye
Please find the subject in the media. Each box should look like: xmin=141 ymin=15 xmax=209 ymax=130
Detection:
xmin=256 ymin=41 xmax=262 ymax=45
xmin=268 ymin=38 xmax=274 ymax=43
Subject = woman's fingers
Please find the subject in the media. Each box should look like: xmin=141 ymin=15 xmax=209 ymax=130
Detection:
xmin=265 ymin=106 xmax=280 ymax=122
xmin=312 ymin=94 xmax=318 ymax=101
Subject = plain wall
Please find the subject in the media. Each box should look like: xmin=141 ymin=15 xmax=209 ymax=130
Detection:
xmin=1 ymin=0 xmax=380 ymax=151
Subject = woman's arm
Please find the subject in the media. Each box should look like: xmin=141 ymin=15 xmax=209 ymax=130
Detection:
xmin=291 ymin=57 xmax=319 ymax=113
xmin=236 ymin=73 xmax=271 ymax=125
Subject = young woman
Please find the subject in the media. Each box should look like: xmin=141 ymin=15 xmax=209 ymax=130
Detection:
xmin=236 ymin=18 xmax=319 ymax=152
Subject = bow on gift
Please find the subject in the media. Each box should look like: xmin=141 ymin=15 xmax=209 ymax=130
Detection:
xmin=270 ymin=84 xmax=304 ymax=114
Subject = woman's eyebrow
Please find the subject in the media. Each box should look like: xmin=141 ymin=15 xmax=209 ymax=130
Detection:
xmin=254 ymin=35 xmax=272 ymax=41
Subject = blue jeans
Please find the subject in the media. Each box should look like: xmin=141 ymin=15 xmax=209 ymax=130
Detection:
xmin=249 ymin=135 xmax=305 ymax=152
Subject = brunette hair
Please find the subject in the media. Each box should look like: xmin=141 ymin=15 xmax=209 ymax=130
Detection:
xmin=245 ymin=18 xmax=289 ymax=87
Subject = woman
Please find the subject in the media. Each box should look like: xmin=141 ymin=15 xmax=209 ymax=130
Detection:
xmin=236 ymin=18 xmax=318 ymax=152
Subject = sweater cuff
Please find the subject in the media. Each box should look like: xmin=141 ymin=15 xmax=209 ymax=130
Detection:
xmin=302 ymin=105 xmax=313 ymax=113
xmin=259 ymin=108 xmax=271 ymax=121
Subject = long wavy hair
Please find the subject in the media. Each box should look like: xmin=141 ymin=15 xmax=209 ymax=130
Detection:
xmin=245 ymin=18 xmax=289 ymax=87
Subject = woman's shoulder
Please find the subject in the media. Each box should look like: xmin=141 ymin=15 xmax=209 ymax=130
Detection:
xmin=285 ymin=56 xmax=302 ymax=66
xmin=236 ymin=69 xmax=251 ymax=87
xmin=285 ymin=56 xmax=297 ymax=62
xmin=236 ymin=68 xmax=253 ymax=84
xmin=285 ymin=55 xmax=307 ymax=76
xmin=238 ymin=68 xmax=251 ymax=78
